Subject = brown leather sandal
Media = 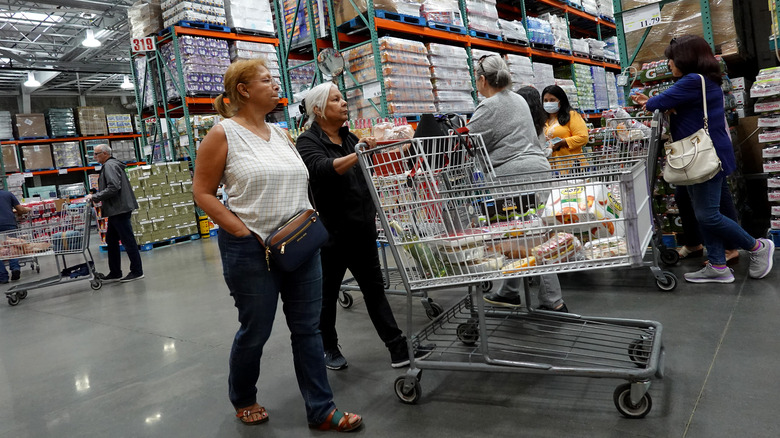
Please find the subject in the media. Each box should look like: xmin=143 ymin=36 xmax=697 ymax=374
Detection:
xmin=235 ymin=404 xmax=269 ymax=425
xmin=310 ymin=409 xmax=362 ymax=432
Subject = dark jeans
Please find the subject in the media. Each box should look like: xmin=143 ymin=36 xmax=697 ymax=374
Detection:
xmin=218 ymin=228 xmax=335 ymax=425
xmin=686 ymin=175 xmax=756 ymax=265
xmin=0 ymin=224 xmax=19 ymax=282
xmin=105 ymin=212 xmax=143 ymax=276
xmin=320 ymin=231 xmax=404 ymax=352
xmin=676 ymin=180 xmax=739 ymax=249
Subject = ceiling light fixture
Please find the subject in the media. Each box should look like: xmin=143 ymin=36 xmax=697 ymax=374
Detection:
xmin=82 ymin=28 xmax=101 ymax=48
xmin=24 ymin=71 xmax=41 ymax=88
xmin=120 ymin=75 xmax=134 ymax=90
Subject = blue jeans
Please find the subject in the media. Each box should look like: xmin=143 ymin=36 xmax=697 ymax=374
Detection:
xmin=676 ymin=181 xmax=739 ymax=248
xmin=218 ymin=228 xmax=335 ymax=424
xmin=0 ymin=224 xmax=20 ymax=282
xmin=687 ymin=175 xmax=756 ymax=265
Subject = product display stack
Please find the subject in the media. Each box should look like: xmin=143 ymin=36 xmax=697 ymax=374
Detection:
xmin=106 ymin=114 xmax=135 ymax=134
xmin=110 ymin=139 xmax=138 ymax=163
xmin=77 ymin=107 xmax=108 ymax=136
xmin=750 ymin=67 xmax=780 ymax=235
xmin=58 ymin=182 xmax=87 ymax=199
xmin=464 ymin=0 xmax=499 ymax=37
xmin=420 ymin=0 xmax=463 ymax=29
xmin=605 ymin=71 xmax=621 ymax=108
xmin=126 ymin=162 xmax=197 ymax=246
xmin=426 ymin=43 xmax=475 ymax=114
xmin=504 ymin=54 xmax=534 ymax=90
xmin=532 ymin=61 xmax=555 ymax=97
xmin=556 ymin=63 xmax=595 ymax=112
xmin=14 ymin=113 xmax=47 ymax=139
xmin=20 ymin=144 xmax=54 ymax=171
xmin=229 ymin=41 xmax=281 ymax=87
xmin=2 ymin=145 xmax=19 ymax=173
xmin=45 ymin=108 xmax=78 ymax=138
xmin=540 ymin=13 xmax=571 ymax=54
xmin=555 ymin=79 xmax=579 ymax=109
xmin=343 ymin=37 xmax=435 ymax=119
xmin=225 ymin=0 xmax=275 ymax=34
xmin=161 ymin=35 xmax=231 ymax=99
xmin=498 ymin=19 xmax=528 ymax=45
xmin=128 ymin=0 xmax=163 ymax=37
xmin=283 ymin=0 xmax=328 ymax=48
xmin=525 ymin=17 xmax=554 ymax=48
xmin=51 ymin=142 xmax=83 ymax=168
xmin=591 ymin=66 xmax=609 ymax=110
xmin=0 ymin=111 xmax=13 ymax=140
xmin=596 ymin=0 xmax=614 ymax=21
xmin=133 ymin=58 xmax=156 ymax=108
xmin=161 ymin=0 xmax=226 ymax=28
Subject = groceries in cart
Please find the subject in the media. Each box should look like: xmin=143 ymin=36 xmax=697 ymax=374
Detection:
xmin=602 ymin=108 xmax=652 ymax=141
xmin=540 ymin=183 xmax=623 ymax=238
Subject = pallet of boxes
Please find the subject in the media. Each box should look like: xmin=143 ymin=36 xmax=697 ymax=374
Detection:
xmin=126 ymin=162 xmax=198 ymax=249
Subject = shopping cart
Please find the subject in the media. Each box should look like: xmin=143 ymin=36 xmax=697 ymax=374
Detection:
xmin=338 ymin=220 xmax=446 ymax=319
xmin=2 ymin=203 xmax=102 ymax=306
xmin=354 ymin=131 xmax=666 ymax=418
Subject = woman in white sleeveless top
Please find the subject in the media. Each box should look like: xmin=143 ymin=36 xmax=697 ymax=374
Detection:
xmin=192 ymin=58 xmax=362 ymax=432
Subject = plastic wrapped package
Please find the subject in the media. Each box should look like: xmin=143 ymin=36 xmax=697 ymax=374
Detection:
xmin=532 ymin=62 xmax=555 ymax=95
xmin=2 ymin=145 xmax=19 ymax=172
xmin=624 ymin=0 xmax=737 ymax=66
xmin=76 ymin=107 xmax=109 ymax=136
xmin=0 ymin=111 xmax=12 ymax=140
xmin=333 ymin=0 xmax=422 ymax=27
xmin=605 ymin=71 xmax=620 ymax=109
xmin=525 ymin=16 xmax=555 ymax=46
xmin=128 ymin=0 xmax=163 ymax=38
xmin=582 ymin=0 xmax=599 ymax=16
xmin=555 ymin=79 xmax=579 ymax=109
xmin=430 ymin=65 xmax=467 ymax=80
xmin=504 ymin=54 xmax=534 ymax=90
xmin=498 ymin=19 xmax=528 ymax=43
xmin=110 ymin=139 xmax=137 ymax=162
xmin=597 ymin=0 xmax=614 ymax=20
xmin=225 ymin=0 xmax=275 ymax=33
xmin=349 ymin=51 xmax=430 ymax=70
xmin=431 ymin=77 xmax=473 ymax=91
xmin=571 ymin=38 xmax=590 ymax=56
xmin=345 ymin=37 xmax=428 ymax=60
xmin=433 ymin=90 xmax=473 ymax=102
xmin=52 ymin=142 xmax=83 ymax=168
xmin=163 ymin=8 xmax=227 ymax=28
xmin=420 ymin=0 xmax=462 ymax=26
xmin=540 ymin=13 xmax=570 ymax=52
xmin=587 ymin=39 xmax=607 ymax=59
xmin=162 ymin=36 xmax=231 ymax=99
xmin=106 ymin=114 xmax=134 ymax=134
xmin=45 ymin=108 xmax=78 ymax=138
xmin=465 ymin=0 xmax=498 ymax=33
xmin=14 ymin=114 xmax=47 ymax=139
xmin=426 ymin=42 xmax=466 ymax=57
xmin=20 ymin=144 xmax=54 ymax=171
xmin=58 ymin=183 xmax=87 ymax=199
xmin=348 ymin=87 xmax=434 ymax=103
xmin=750 ymin=78 xmax=780 ymax=98
xmin=591 ymin=66 xmax=609 ymax=110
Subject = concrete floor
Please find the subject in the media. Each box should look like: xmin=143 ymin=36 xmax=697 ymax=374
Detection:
xmin=0 ymin=235 xmax=778 ymax=438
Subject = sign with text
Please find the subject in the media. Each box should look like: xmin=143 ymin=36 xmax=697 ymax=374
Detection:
xmin=622 ymin=3 xmax=661 ymax=33
xmin=131 ymin=37 xmax=156 ymax=53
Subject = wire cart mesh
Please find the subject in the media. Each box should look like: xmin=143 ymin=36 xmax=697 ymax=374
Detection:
xmin=2 ymin=202 xmax=103 ymax=306
xmin=355 ymin=126 xmax=666 ymax=418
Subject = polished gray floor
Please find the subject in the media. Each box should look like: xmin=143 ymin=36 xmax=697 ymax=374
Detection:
xmin=0 ymin=235 xmax=778 ymax=438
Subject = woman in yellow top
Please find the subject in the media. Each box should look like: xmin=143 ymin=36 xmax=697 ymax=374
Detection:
xmin=542 ymin=85 xmax=588 ymax=169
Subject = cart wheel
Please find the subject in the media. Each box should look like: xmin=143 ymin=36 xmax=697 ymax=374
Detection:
xmin=394 ymin=376 xmax=421 ymax=404
xmin=660 ymin=248 xmax=679 ymax=266
xmin=613 ymin=383 xmax=652 ymax=418
xmin=628 ymin=339 xmax=650 ymax=367
xmin=90 ymin=279 xmax=102 ymax=290
xmin=17 ymin=290 xmax=27 ymax=300
xmin=338 ymin=292 xmax=353 ymax=309
xmin=456 ymin=323 xmax=479 ymax=346
xmin=7 ymin=293 xmax=20 ymax=306
xmin=480 ymin=281 xmax=493 ymax=292
xmin=425 ymin=302 xmax=444 ymax=320
xmin=655 ymin=272 xmax=677 ymax=291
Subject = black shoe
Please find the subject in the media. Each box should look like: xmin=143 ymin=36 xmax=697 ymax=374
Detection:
xmin=483 ymin=291 xmax=522 ymax=307
xmin=538 ymin=303 xmax=569 ymax=313
xmin=390 ymin=342 xmax=435 ymax=368
xmin=97 ymin=272 xmax=123 ymax=283
xmin=324 ymin=348 xmax=348 ymax=370
xmin=120 ymin=272 xmax=145 ymax=283
xmin=10 ymin=270 xmax=20 ymax=281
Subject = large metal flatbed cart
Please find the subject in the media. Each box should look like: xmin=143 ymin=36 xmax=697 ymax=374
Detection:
xmin=354 ymin=127 xmax=666 ymax=418
xmin=2 ymin=202 xmax=102 ymax=306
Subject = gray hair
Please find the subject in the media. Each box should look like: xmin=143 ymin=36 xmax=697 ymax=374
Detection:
xmin=303 ymin=82 xmax=338 ymax=127
xmin=94 ymin=143 xmax=112 ymax=155
xmin=477 ymin=55 xmax=512 ymax=90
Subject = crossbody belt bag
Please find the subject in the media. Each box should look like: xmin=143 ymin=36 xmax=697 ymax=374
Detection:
xmin=262 ymin=207 xmax=328 ymax=272
xmin=662 ymin=74 xmax=722 ymax=185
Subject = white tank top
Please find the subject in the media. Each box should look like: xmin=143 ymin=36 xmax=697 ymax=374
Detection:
xmin=220 ymin=118 xmax=311 ymax=241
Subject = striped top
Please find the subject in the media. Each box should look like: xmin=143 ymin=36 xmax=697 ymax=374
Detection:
xmin=220 ymin=118 xmax=311 ymax=241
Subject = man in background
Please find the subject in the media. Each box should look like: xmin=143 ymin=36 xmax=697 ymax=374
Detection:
xmin=0 ymin=188 xmax=30 ymax=283
xmin=86 ymin=144 xmax=144 ymax=282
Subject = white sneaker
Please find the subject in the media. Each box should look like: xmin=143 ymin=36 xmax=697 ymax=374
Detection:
xmin=684 ymin=262 xmax=735 ymax=284
xmin=749 ymin=238 xmax=775 ymax=279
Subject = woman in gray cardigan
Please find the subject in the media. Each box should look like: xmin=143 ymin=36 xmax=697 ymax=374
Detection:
xmin=468 ymin=55 xmax=567 ymax=312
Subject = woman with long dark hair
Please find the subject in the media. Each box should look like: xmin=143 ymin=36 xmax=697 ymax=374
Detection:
xmin=633 ymin=35 xmax=774 ymax=283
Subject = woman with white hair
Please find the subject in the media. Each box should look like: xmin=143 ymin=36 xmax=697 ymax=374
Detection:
xmin=296 ymin=82 xmax=433 ymax=371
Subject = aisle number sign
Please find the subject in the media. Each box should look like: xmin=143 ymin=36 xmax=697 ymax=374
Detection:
xmin=622 ymin=3 xmax=661 ymax=33
xmin=131 ymin=37 xmax=156 ymax=52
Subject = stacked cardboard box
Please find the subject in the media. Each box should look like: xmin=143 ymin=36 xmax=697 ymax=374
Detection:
xmin=20 ymin=144 xmax=54 ymax=171
xmin=77 ymin=107 xmax=108 ymax=136
xmin=14 ymin=114 xmax=47 ymax=139
xmin=106 ymin=114 xmax=134 ymax=134
xmin=2 ymin=144 xmax=20 ymax=172
xmin=45 ymin=108 xmax=78 ymax=138
xmin=126 ymin=162 xmax=197 ymax=245
xmin=110 ymin=139 xmax=137 ymax=163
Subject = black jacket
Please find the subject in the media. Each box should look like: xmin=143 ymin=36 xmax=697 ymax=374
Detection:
xmin=296 ymin=122 xmax=377 ymax=241
xmin=93 ymin=157 xmax=138 ymax=217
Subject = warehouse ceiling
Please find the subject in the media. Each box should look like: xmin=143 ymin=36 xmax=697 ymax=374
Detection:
xmin=0 ymin=0 xmax=134 ymax=96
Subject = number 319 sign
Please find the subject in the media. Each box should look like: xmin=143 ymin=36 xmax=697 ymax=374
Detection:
xmin=131 ymin=37 xmax=156 ymax=52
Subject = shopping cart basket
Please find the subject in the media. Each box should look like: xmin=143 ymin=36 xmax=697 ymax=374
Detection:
xmin=2 ymin=202 xmax=102 ymax=306
xmin=354 ymin=132 xmax=666 ymax=418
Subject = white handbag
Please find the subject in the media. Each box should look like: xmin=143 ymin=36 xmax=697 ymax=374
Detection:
xmin=662 ymin=74 xmax=722 ymax=186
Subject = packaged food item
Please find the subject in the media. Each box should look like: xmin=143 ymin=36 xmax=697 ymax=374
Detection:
xmin=532 ymin=232 xmax=582 ymax=264
xmin=582 ymin=236 xmax=628 ymax=259
xmin=501 ymin=256 xmax=536 ymax=274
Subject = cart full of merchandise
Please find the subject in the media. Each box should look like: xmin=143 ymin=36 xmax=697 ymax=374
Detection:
xmin=354 ymin=126 xmax=667 ymax=418
xmin=2 ymin=202 xmax=103 ymax=306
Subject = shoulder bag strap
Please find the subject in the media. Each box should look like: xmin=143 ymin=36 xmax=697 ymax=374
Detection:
xmin=698 ymin=74 xmax=709 ymax=133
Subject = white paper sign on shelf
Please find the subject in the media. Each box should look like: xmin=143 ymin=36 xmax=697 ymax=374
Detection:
xmin=288 ymin=103 xmax=301 ymax=119
xmin=58 ymin=168 xmax=68 ymax=175
xmin=363 ymin=82 xmax=382 ymax=99
xmin=94 ymin=165 xmax=102 ymax=171
xmin=622 ymin=3 xmax=661 ymax=33
xmin=23 ymin=172 xmax=33 ymax=178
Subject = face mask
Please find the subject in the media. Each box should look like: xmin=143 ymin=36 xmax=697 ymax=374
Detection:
xmin=543 ymin=102 xmax=560 ymax=114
